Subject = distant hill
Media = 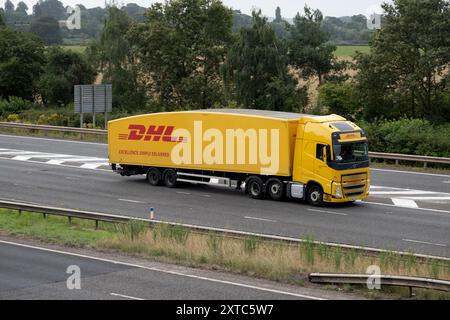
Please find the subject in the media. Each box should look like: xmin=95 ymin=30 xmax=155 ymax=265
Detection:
xmin=2 ymin=1 xmax=372 ymax=45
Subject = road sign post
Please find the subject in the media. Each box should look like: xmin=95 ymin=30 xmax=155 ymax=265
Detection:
xmin=74 ymin=84 xmax=112 ymax=129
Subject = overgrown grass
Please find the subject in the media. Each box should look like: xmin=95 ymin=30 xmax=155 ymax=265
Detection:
xmin=0 ymin=208 xmax=449 ymax=299
xmin=61 ymin=45 xmax=87 ymax=54
xmin=334 ymin=45 xmax=370 ymax=57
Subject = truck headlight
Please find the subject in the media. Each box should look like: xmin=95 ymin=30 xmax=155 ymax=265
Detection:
xmin=333 ymin=183 xmax=342 ymax=199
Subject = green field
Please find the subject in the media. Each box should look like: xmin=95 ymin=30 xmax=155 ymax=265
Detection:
xmin=59 ymin=44 xmax=366 ymax=58
xmin=335 ymin=45 xmax=370 ymax=57
xmin=61 ymin=45 xmax=87 ymax=54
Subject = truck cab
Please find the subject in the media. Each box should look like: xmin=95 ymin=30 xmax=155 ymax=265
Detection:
xmin=292 ymin=115 xmax=370 ymax=205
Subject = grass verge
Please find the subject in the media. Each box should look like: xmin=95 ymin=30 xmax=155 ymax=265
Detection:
xmin=0 ymin=208 xmax=449 ymax=299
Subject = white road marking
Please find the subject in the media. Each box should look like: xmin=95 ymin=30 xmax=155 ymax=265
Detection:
xmin=110 ymin=293 xmax=145 ymax=300
xmin=307 ymin=209 xmax=348 ymax=216
xmin=0 ymin=151 xmax=39 ymax=155
xmin=443 ymin=181 xmax=450 ymax=184
xmin=0 ymin=133 xmax=107 ymax=146
xmin=13 ymin=154 xmax=72 ymax=161
xmin=370 ymin=190 xmax=436 ymax=195
xmin=244 ymin=216 xmax=277 ymax=223
xmin=80 ymin=163 xmax=109 ymax=169
xmin=0 ymin=240 xmax=324 ymax=300
xmin=0 ymin=156 xmax=112 ymax=172
xmin=402 ymin=196 xmax=450 ymax=200
xmin=176 ymin=191 xmax=191 ymax=195
xmin=391 ymin=198 xmax=419 ymax=208
xmin=371 ymin=168 xmax=450 ymax=178
xmin=362 ymin=201 xmax=450 ymax=214
xmin=402 ymin=239 xmax=447 ymax=247
xmin=118 ymin=198 xmax=146 ymax=204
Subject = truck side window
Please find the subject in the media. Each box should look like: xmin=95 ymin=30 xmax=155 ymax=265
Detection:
xmin=316 ymin=144 xmax=326 ymax=161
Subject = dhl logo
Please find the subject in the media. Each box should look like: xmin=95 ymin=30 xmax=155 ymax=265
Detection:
xmin=119 ymin=125 xmax=185 ymax=142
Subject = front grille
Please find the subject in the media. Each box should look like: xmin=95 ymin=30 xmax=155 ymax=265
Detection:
xmin=342 ymin=173 xmax=368 ymax=197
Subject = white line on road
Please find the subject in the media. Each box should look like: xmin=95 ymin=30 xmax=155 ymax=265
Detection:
xmin=370 ymin=190 xmax=437 ymax=195
xmin=391 ymin=198 xmax=419 ymax=208
xmin=400 ymin=196 xmax=450 ymax=201
xmin=176 ymin=191 xmax=191 ymax=195
xmin=0 ymin=134 xmax=107 ymax=146
xmin=402 ymin=239 xmax=447 ymax=247
xmin=0 ymin=240 xmax=325 ymax=300
xmin=371 ymin=168 xmax=450 ymax=178
xmin=244 ymin=216 xmax=277 ymax=223
xmin=80 ymin=163 xmax=109 ymax=169
xmin=0 ymin=156 xmax=112 ymax=172
xmin=110 ymin=293 xmax=145 ymax=300
xmin=307 ymin=209 xmax=348 ymax=216
xmin=118 ymin=199 xmax=146 ymax=204
xmin=362 ymin=200 xmax=450 ymax=214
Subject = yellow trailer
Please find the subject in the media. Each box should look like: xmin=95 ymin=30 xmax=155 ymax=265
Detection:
xmin=108 ymin=109 xmax=370 ymax=205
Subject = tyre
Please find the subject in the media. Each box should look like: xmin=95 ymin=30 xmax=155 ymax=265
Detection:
xmin=247 ymin=177 xmax=264 ymax=199
xmin=267 ymin=179 xmax=285 ymax=201
xmin=147 ymin=168 xmax=162 ymax=186
xmin=163 ymin=169 xmax=178 ymax=188
xmin=307 ymin=184 xmax=323 ymax=206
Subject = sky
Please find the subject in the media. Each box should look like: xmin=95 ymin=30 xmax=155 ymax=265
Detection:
xmin=2 ymin=0 xmax=388 ymax=18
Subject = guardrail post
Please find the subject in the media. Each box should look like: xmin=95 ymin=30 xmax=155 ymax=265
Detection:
xmin=395 ymin=159 xmax=399 ymax=165
xmin=95 ymin=220 xmax=98 ymax=230
xmin=409 ymin=286 xmax=414 ymax=298
xmin=43 ymin=213 xmax=46 ymax=219
xmin=18 ymin=209 xmax=21 ymax=216
xmin=68 ymin=216 xmax=72 ymax=224
xmin=423 ymin=162 xmax=428 ymax=168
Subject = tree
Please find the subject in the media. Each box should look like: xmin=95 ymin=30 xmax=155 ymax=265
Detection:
xmin=37 ymin=47 xmax=96 ymax=106
xmin=16 ymin=2 xmax=28 ymax=14
xmin=223 ymin=11 xmax=307 ymax=111
xmin=318 ymin=82 xmax=360 ymax=120
xmin=0 ymin=9 xmax=5 ymax=26
xmin=0 ymin=27 xmax=45 ymax=100
xmin=355 ymin=0 xmax=450 ymax=122
xmin=274 ymin=6 xmax=282 ymax=23
xmin=129 ymin=0 xmax=234 ymax=110
xmin=30 ymin=16 xmax=62 ymax=44
xmin=287 ymin=6 xmax=336 ymax=84
xmin=88 ymin=5 xmax=146 ymax=111
xmin=4 ymin=0 xmax=14 ymax=13
xmin=35 ymin=0 xmax=65 ymax=20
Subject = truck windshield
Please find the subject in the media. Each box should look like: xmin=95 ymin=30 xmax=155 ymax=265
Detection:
xmin=333 ymin=142 xmax=368 ymax=163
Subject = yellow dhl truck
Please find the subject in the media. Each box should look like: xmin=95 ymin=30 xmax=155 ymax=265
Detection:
xmin=108 ymin=109 xmax=370 ymax=205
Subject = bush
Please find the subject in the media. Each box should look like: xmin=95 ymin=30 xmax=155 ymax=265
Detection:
xmin=0 ymin=97 xmax=36 ymax=117
xmin=317 ymin=82 xmax=360 ymax=121
xmin=360 ymin=118 xmax=450 ymax=157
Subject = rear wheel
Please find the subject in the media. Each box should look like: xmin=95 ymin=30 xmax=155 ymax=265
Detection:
xmin=247 ymin=177 xmax=264 ymax=199
xmin=163 ymin=169 xmax=178 ymax=188
xmin=307 ymin=184 xmax=323 ymax=206
xmin=147 ymin=168 xmax=162 ymax=186
xmin=267 ymin=179 xmax=285 ymax=201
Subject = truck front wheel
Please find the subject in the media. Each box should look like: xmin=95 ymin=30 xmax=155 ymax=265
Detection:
xmin=307 ymin=185 xmax=323 ymax=206
xmin=163 ymin=169 xmax=178 ymax=188
xmin=147 ymin=168 xmax=162 ymax=186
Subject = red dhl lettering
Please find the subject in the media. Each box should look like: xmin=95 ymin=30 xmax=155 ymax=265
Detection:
xmin=118 ymin=124 xmax=184 ymax=142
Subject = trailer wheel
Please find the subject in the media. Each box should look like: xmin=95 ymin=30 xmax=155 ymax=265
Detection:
xmin=163 ymin=169 xmax=178 ymax=188
xmin=267 ymin=179 xmax=285 ymax=201
xmin=147 ymin=168 xmax=162 ymax=186
xmin=307 ymin=184 xmax=323 ymax=206
xmin=247 ymin=177 xmax=264 ymax=200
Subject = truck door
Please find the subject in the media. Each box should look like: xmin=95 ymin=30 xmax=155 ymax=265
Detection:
xmin=314 ymin=144 xmax=333 ymax=195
